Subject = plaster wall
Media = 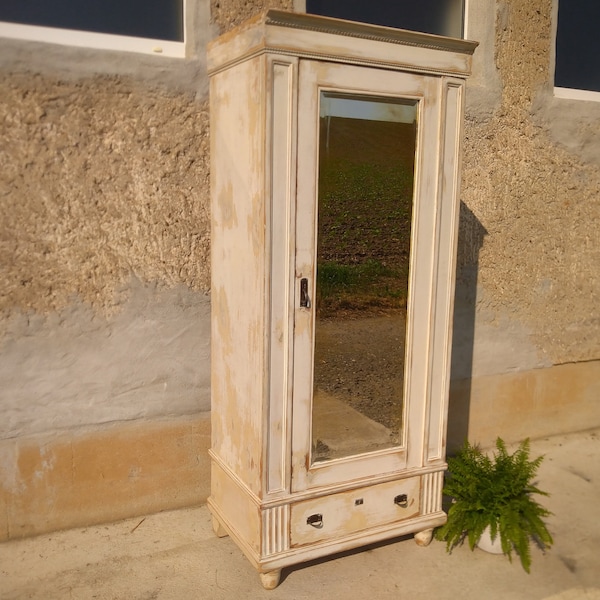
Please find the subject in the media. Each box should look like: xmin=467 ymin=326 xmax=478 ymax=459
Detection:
xmin=1 ymin=283 xmax=210 ymax=439
xmin=452 ymin=0 xmax=600 ymax=373
xmin=0 ymin=0 xmax=598 ymax=539
xmin=0 ymin=72 xmax=212 ymax=439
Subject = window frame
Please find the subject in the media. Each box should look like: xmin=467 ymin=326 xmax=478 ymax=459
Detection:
xmin=0 ymin=1 xmax=186 ymax=58
xmin=554 ymin=87 xmax=600 ymax=103
xmin=552 ymin=0 xmax=600 ymax=102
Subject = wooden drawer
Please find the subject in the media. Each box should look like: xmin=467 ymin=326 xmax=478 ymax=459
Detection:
xmin=290 ymin=477 xmax=420 ymax=547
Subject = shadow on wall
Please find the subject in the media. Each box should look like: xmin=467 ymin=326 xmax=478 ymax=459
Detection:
xmin=448 ymin=202 xmax=487 ymax=452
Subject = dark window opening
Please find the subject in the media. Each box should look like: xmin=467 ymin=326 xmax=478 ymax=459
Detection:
xmin=0 ymin=0 xmax=184 ymax=42
xmin=555 ymin=1 xmax=600 ymax=93
xmin=306 ymin=0 xmax=464 ymax=38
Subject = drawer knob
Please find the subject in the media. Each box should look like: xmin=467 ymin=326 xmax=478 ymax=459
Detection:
xmin=394 ymin=494 xmax=408 ymax=508
xmin=307 ymin=513 xmax=323 ymax=528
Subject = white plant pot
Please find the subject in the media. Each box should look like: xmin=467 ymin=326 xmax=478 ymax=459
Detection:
xmin=477 ymin=526 xmax=504 ymax=554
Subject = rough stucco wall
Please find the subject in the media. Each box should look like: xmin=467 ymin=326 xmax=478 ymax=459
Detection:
xmin=0 ymin=72 xmax=212 ymax=439
xmin=211 ymin=0 xmax=293 ymax=31
xmin=457 ymin=0 xmax=600 ymax=369
xmin=0 ymin=73 xmax=210 ymax=319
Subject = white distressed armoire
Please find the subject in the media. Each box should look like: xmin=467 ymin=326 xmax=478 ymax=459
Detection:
xmin=207 ymin=10 xmax=477 ymax=589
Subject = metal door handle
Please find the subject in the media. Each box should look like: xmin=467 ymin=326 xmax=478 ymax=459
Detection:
xmin=300 ymin=278 xmax=311 ymax=308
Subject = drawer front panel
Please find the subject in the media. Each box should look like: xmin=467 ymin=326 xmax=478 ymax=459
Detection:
xmin=290 ymin=477 xmax=420 ymax=547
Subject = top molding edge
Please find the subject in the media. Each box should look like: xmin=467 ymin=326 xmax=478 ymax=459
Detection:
xmin=263 ymin=10 xmax=479 ymax=55
xmin=207 ymin=10 xmax=479 ymax=77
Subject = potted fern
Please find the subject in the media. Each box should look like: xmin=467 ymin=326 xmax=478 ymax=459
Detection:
xmin=435 ymin=437 xmax=553 ymax=573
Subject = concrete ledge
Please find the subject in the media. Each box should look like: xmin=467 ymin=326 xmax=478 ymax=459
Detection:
xmin=1 ymin=360 xmax=599 ymax=541
xmin=449 ymin=360 xmax=600 ymax=451
xmin=0 ymin=414 xmax=211 ymax=541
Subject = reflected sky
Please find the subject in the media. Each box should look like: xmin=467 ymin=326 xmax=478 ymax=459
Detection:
xmin=320 ymin=93 xmax=417 ymax=124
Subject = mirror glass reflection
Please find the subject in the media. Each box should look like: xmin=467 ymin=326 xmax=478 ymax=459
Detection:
xmin=311 ymin=92 xmax=418 ymax=463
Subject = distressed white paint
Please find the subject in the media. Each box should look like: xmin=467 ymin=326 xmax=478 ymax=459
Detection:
xmin=289 ymin=477 xmax=420 ymax=546
xmin=426 ymin=80 xmax=464 ymax=463
xmin=267 ymin=57 xmax=298 ymax=495
xmin=291 ymin=60 xmax=445 ymax=491
xmin=208 ymin=11 xmax=476 ymax=588
xmin=207 ymin=11 xmax=476 ymax=77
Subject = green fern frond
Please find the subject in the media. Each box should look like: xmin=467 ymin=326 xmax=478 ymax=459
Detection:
xmin=436 ymin=437 xmax=553 ymax=572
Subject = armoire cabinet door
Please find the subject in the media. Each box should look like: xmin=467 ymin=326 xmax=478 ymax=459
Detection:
xmin=291 ymin=60 xmax=443 ymax=492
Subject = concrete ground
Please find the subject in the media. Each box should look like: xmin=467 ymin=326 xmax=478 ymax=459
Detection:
xmin=1 ymin=429 xmax=599 ymax=600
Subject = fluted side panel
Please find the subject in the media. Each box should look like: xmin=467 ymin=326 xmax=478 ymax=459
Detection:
xmin=421 ymin=471 xmax=444 ymax=514
xmin=262 ymin=505 xmax=290 ymax=556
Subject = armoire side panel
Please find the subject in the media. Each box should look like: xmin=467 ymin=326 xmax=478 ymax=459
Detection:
xmin=210 ymin=56 xmax=268 ymax=493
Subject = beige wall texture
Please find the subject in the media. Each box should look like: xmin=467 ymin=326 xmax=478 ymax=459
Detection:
xmin=461 ymin=0 xmax=600 ymax=365
xmin=447 ymin=0 xmax=600 ymax=447
xmin=0 ymin=0 xmax=598 ymax=540
xmin=0 ymin=74 xmax=211 ymax=317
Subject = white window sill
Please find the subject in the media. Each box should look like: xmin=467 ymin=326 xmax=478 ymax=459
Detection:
xmin=554 ymin=87 xmax=600 ymax=102
xmin=0 ymin=21 xmax=185 ymax=58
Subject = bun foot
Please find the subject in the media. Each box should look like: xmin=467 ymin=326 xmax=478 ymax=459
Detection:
xmin=211 ymin=515 xmax=228 ymax=538
xmin=414 ymin=528 xmax=434 ymax=547
xmin=259 ymin=569 xmax=281 ymax=590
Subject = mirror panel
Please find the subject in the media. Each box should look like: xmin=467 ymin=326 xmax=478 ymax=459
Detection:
xmin=311 ymin=92 xmax=418 ymax=463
